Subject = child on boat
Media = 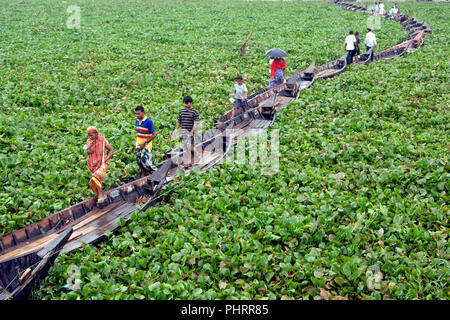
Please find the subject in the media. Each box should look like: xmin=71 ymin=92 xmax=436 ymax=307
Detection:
xmin=231 ymin=75 xmax=248 ymax=118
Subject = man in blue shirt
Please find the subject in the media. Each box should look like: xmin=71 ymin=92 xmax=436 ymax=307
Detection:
xmin=135 ymin=105 xmax=157 ymax=178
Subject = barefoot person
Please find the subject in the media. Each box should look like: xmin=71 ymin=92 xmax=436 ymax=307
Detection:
xmin=85 ymin=126 xmax=114 ymax=203
xmin=231 ymin=75 xmax=248 ymax=118
xmin=172 ymin=96 xmax=200 ymax=166
xmin=135 ymin=105 xmax=157 ymax=178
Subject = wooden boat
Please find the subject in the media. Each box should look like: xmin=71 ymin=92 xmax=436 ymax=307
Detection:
xmin=406 ymin=31 xmax=425 ymax=52
xmin=277 ymin=62 xmax=316 ymax=98
xmin=348 ymin=5 xmax=366 ymax=12
xmin=408 ymin=24 xmax=431 ymax=36
xmin=336 ymin=2 xmax=367 ymax=12
xmin=374 ymin=39 xmax=410 ymax=61
xmin=0 ymin=161 xmax=173 ymax=262
xmin=353 ymin=47 xmax=374 ymax=65
xmin=335 ymin=2 xmax=430 ymax=60
xmin=217 ymin=82 xmax=287 ymax=124
xmin=0 ymin=228 xmax=73 ymax=300
xmin=395 ymin=14 xmax=410 ymax=24
xmin=401 ymin=17 xmax=419 ymax=29
xmin=312 ymin=52 xmax=348 ymax=79
xmin=398 ymin=17 xmax=431 ymax=37
xmin=217 ymin=62 xmax=316 ymax=124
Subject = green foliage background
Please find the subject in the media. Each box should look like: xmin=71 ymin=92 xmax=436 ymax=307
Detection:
xmin=0 ymin=0 xmax=448 ymax=299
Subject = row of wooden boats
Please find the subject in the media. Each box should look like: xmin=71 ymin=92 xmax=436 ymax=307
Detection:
xmin=335 ymin=1 xmax=430 ymax=62
xmin=0 ymin=1 xmax=432 ymax=300
xmin=334 ymin=1 xmax=368 ymax=13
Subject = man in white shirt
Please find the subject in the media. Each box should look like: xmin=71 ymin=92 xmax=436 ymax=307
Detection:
xmin=344 ymin=30 xmax=357 ymax=65
xmin=379 ymin=2 xmax=385 ymax=16
xmin=364 ymin=28 xmax=377 ymax=61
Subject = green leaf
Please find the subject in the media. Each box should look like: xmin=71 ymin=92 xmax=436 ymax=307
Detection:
xmin=176 ymin=168 xmax=185 ymax=177
xmin=265 ymin=272 xmax=275 ymax=282
xmin=343 ymin=262 xmax=352 ymax=278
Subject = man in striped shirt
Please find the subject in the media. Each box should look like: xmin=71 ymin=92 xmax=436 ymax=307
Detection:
xmin=172 ymin=96 xmax=200 ymax=165
xmin=135 ymin=105 xmax=157 ymax=178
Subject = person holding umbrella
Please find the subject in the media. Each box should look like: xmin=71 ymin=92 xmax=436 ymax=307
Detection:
xmin=266 ymin=48 xmax=287 ymax=89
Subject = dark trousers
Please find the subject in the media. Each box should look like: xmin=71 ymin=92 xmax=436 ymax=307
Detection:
xmin=234 ymin=98 xmax=248 ymax=113
xmin=346 ymin=50 xmax=354 ymax=65
xmin=366 ymin=46 xmax=374 ymax=61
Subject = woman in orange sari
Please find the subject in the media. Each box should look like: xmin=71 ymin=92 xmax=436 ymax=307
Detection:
xmin=85 ymin=127 xmax=114 ymax=203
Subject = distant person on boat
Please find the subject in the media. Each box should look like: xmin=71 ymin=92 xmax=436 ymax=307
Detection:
xmin=269 ymin=57 xmax=286 ymax=89
xmin=388 ymin=6 xmax=395 ymax=19
xmin=344 ymin=30 xmax=357 ymax=65
xmin=371 ymin=2 xmax=379 ymax=15
xmin=379 ymin=2 xmax=385 ymax=16
xmin=135 ymin=105 xmax=157 ymax=178
xmin=364 ymin=28 xmax=377 ymax=61
xmin=394 ymin=4 xmax=400 ymax=17
xmin=355 ymin=31 xmax=361 ymax=56
xmin=231 ymin=75 xmax=248 ymax=118
xmin=85 ymin=126 xmax=114 ymax=204
xmin=387 ymin=5 xmax=399 ymax=19
xmin=172 ymin=96 xmax=200 ymax=166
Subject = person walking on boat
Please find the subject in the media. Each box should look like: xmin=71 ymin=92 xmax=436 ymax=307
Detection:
xmin=231 ymin=75 xmax=248 ymax=118
xmin=388 ymin=6 xmax=395 ymax=19
xmin=393 ymin=4 xmax=400 ymax=17
xmin=355 ymin=31 xmax=361 ymax=56
xmin=365 ymin=28 xmax=377 ymax=61
xmin=135 ymin=105 xmax=157 ymax=178
xmin=172 ymin=96 xmax=200 ymax=166
xmin=344 ymin=30 xmax=357 ymax=65
xmin=85 ymin=126 xmax=114 ymax=204
xmin=379 ymin=2 xmax=385 ymax=16
xmin=269 ymin=57 xmax=286 ymax=89
xmin=372 ymin=2 xmax=379 ymax=15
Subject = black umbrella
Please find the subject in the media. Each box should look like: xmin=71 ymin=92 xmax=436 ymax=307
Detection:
xmin=265 ymin=48 xmax=288 ymax=58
